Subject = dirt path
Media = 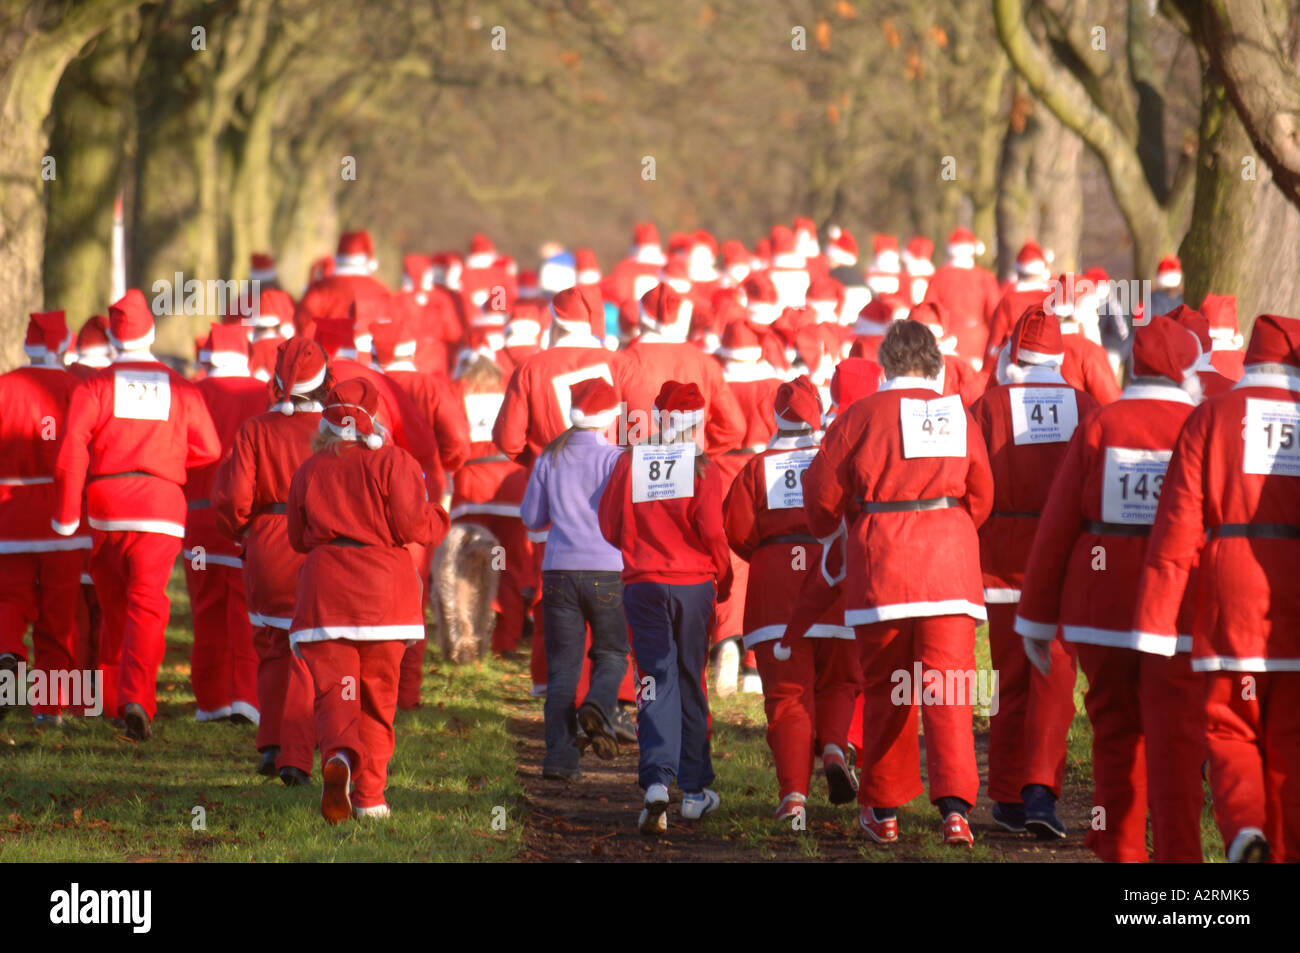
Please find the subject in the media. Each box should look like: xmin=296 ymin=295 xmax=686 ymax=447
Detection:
xmin=509 ymin=690 xmax=1097 ymax=863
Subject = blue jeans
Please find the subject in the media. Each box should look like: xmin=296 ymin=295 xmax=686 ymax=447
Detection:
xmin=623 ymin=580 xmax=716 ymax=792
xmin=541 ymin=570 xmax=630 ymax=774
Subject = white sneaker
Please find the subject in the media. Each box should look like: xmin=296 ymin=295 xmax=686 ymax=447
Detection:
xmin=353 ymin=803 xmax=391 ymax=820
xmin=716 ymin=641 xmax=739 ymax=697
xmin=1227 ymin=826 xmax=1269 ymax=863
xmin=741 ymin=673 xmax=764 ymax=694
xmin=639 ymin=783 xmax=670 ymax=835
xmin=773 ymin=792 xmax=807 ymax=821
xmin=681 ymin=788 xmax=721 ymax=821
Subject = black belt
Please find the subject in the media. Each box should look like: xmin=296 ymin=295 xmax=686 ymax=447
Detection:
xmin=327 ymin=536 xmax=370 ymax=548
xmin=991 ymin=510 xmax=1040 ymax=519
xmin=255 ymin=502 xmax=288 ymax=517
xmin=187 ymin=499 xmax=210 ymax=511
xmin=1085 ymin=520 xmax=1151 ymax=538
xmin=758 ymin=533 xmax=818 ymax=548
xmin=1209 ymin=523 xmax=1300 ymax=540
xmin=463 ymin=454 xmax=509 ymax=466
xmin=857 ymin=496 xmax=959 ymax=514
xmin=88 ymin=470 xmax=153 ymax=482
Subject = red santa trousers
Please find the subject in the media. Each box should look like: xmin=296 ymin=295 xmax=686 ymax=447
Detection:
xmin=184 ymin=560 xmax=258 ymax=720
xmin=252 ymin=625 xmax=316 ymax=775
xmin=299 ymin=638 xmax=405 ymax=809
xmin=1076 ymin=643 xmax=1206 ymax=862
xmin=856 ymin=614 xmax=980 ymax=809
xmin=753 ymin=636 xmax=859 ymax=800
xmin=986 ymin=605 xmax=1078 ymax=802
xmin=0 ymin=550 xmax=86 ymax=715
xmin=398 ymin=542 xmax=435 ymax=709
xmin=89 ymin=530 xmax=182 ymax=721
xmin=1204 ymin=670 xmax=1300 ymax=864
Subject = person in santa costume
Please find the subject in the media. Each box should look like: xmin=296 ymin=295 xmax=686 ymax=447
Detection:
xmin=1150 ymin=254 xmax=1183 ymax=317
xmin=723 ymin=377 xmax=859 ymax=821
xmin=396 ymin=253 xmax=464 ymax=376
xmin=460 ymin=233 xmax=515 ymax=316
xmin=1047 ymin=274 xmax=1123 ymax=405
xmin=865 ymin=234 xmax=905 ymax=299
xmin=985 ymin=240 xmax=1053 ymax=363
xmin=1132 ymin=312 xmax=1300 ymax=863
xmin=617 ymin=284 xmax=747 ymax=455
xmin=599 ymin=380 xmax=732 ymax=835
xmin=183 ymin=325 xmax=269 ymax=725
xmin=1165 ymin=304 xmax=1237 ymax=398
xmin=244 ymin=286 xmax=296 ymax=382
xmin=1017 ymin=314 xmax=1205 ymax=860
xmin=605 ymin=222 xmax=667 ymax=309
xmin=213 ymin=338 xmax=331 ymax=784
xmin=848 ymin=294 xmax=911 ymax=362
xmin=52 ymin=289 xmax=221 ymax=739
xmin=0 ymin=312 xmax=90 ymax=725
xmin=902 ymin=236 xmax=935 ymax=306
xmin=923 ymin=228 xmax=1001 ymax=371
xmin=288 ymin=377 xmax=449 ymax=822
xmin=69 ymin=315 xmax=114 ymax=382
xmin=293 ymin=230 xmax=393 ymax=342
xmin=767 ymin=225 xmax=810 ymax=309
xmin=249 ymin=252 xmax=286 ymax=295
xmin=967 ymin=307 xmax=1100 ymax=834
xmin=1201 ymin=293 xmax=1246 ymax=381
xmin=520 ymin=377 xmax=629 ymax=779
xmin=803 ymin=319 xmax=993 ymax=847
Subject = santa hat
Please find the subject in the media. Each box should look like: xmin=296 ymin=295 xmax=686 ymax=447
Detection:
xmin=826 ymin=228 xmax=858 ymax=266
xmin=75 ymin=315 xmax=113 ymax=367
xmin=370 ymin=318 xmax=416 ymax=367
xmin=505 ymin=299 xmax=546 ymax=348
xmin=946 ymin=227 xmax=983 ymax=259
xmin=250 ymin=253 xmax=277 ymax=284
xmin=574 ymin=248 xmax=601 ymax=285
xmin=1244 ymin=313 xmax=1300 ymax=369
xmin=550 ymin=285 xmax=604 ymax=342
xmin=249 ymin=287 xmax=294 ymax=330
xmin=742 ymin=273 xmax=781 ymax=325
xmin=1084 ymin=265 xmax=1110 ymax=289
xmin=320 ymin=377 xmax=387 ymax=449
xmin=631 ymin=222 xmax=667 ymax=265
xmin=654 ymin=380 xmax=706 ymax=441
xmin=24 ymin=311 xmax=71 ymax=362
xmin=806 ymin=276 xmax=844 ymax=323
xmin=271 ymin=338 xmax=330 ymax=415
xmin=309 ymin=255 xmax=336 ymax=284
xmin=336 ymin=231 xmax=376 ymax=274
xmin=855 ymin=294 xmax=911 ymax=335
xmin=312 ymin=316 xmax=358 ymax=361
xmin=568 ymin=377 xmax=619 ymax=430
xmin=716 ymin=319 xmax=766 ymax=363
xmin=108 ymin=289 xmax=155 ymax=351
xmin=903 ymin=237 xmax=935 ymax=276
xmin=1201 ymin=293 xmax=1243 ymax=349
xmin=1162 ymin=304 xmax=1215 ymax=371
xmin=663 ymin=258 xmax=694 ymax=294
xmin=639 ymin=284 xmax=693 ymax=340
xmin=1156 ymin=255 xmax=1182 ymax=289
xmin=516 ymin=268 xmax=541 ymax=299
xmin=466 ymin=233 xmax=497 ymax=269
xmin=720 ymin=240 xmax=749 ymax=268
xmin=870 ymin=235 xmax=902 ymax=273
xmin=770 ymin=225 xmax=803 ymax=269
xmin=792 ymin=217 xmax=820 ymax=257
xmin=1001 ymin=307 xmax=1065 ymax=383
xmin=1131 ymin=314 xmax=1202 ymax=396
xmin=1015 ymin=241 xmax=1051 ymax=280
xmin=774 ymin=375 xmax=822 ymax=431
xmin=830 ymin=357 xmax=882 ymax=409
xmin=207 ymin=323 xmax=251 ymax=373
xmin=402 ymin=254 xmax=433 ymax=293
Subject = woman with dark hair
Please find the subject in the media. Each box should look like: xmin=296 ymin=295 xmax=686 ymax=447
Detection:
xmin=804 ymin=319 xmax=994 ymax=847
xmin=521 ymin=377 xmax=629 ymax=780
xmin=287 ymin=377 xmax=449 ymax=823
xmin=214 ymin=338 xmax=332 ymax=784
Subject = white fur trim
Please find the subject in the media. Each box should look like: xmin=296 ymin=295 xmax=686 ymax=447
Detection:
xmin=1016 ymin=347 xmax=1064 ymax=367
xmin=51 ymin=519 xmax=81 ymax=537
xmin=1156 ymin=272 xmax=1182 ymax=288
xmin=876 ymin=375 xmax=941 ymax=393
xmin=248 ymin=612 xmax=293 ymax=630
xmin=88 ymin=516 xmax=184 ymax=537
xmin=0 ymin=537 xmax=92 ymax=553
xmin=1191 ymin=655 xmax=1300 ymax=672
xmin=109 ymin=327 xmax=155 ymax=352
xmin=716 ymin=345 xmax=763 ymax=363
xmin=982 ymin=588 xmax=1021 ymax=604
xmin=845 ymin=600 xmax=987 ymax=626
xmin=773 ymin=411 xmax=814 ymax=431
xmin=571 ymin=406 xmax=619 ymax=430
xmin=291 ymin=624 xmax=426 ymax=647
xmin=1234 ymin=366 xmax=1300 ymax=393
xmin=1121 ymin=382 xmax=1195 ymax=405
xmin=768 ymin=433 xmax=819 ymax=450
xmin=1062 ymin=624 xmax=1183 ymax=656
xmin=722 ymin=361 xmax=781 ymax=383
xmin=742 ymin=623 xmax=854 ymax=649
xmin=448 ymin=502 xmax=522 ymax=519
xmin=0 ymin=476 xmax=53 ymax=486
xmin=1013 ymin=615 xmax=1056 ymax=641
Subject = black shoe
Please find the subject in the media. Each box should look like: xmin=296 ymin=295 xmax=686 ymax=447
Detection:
xmin=612 ymin=704 xmax=638 ymax=744
xmin=1022 ymin=784 xmax=1066 ymax=839
xmin=229 ymin=713 xmax=255 ymax=726
xmin=257 ymin=747 xmax=280 ymax=777
xmin=107 ymin=717 xmax=127 ymax=731
xmin=541 ymin=766 xmax=582 ymax=781
xmin=992 ymin=801 xmax=1028 ymax=833
xmin=123 ymin=702 xmax=152 ymax=741
xmin=0 ymin=654 xmax=18 ymax=722
xmin=576 ymin=701 xmax=619 ymax=760
xmin=279 ymin=766 xmax=311 ymax=786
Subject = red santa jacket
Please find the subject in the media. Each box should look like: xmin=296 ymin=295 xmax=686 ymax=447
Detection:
xmin=1016 ymin=381 xmax=1198 ymax=655
xmin=803 ymin=376 xmax=994 ymax=625
xmin=1060 ymin=326 xmax=1122 ymax=404
xmin=287 ymin=441 xmax=449 ymax=646
xmin=967 ymin=366 xmax=1099 ymax=603
xmin=183 ymin=373 xmax=272 ymax=565
xmin=492 ymin=336 xmax=624 ymax=468
xmin=0 ymin=365 xmax=90 ymax=553
xmin=495 ymin=341 xmax=540 ymax=380
xmin=723 ymin=433 xmax=851 ymax=648
xmin=330 ymin=357 xmax=439 ymax=481
xmin=606 ymin=258 xmax=663 ymax=308
xmin=249 ymin=336 xmax=283 ymax=383
xmin=618 ymin=335 xmax=747 ymax=454
xmin=293 ymin=272 xmax=393 ymax=340
xmin=923 ymin=264 xmax=1001 ymax=367
xmin=986 ymin=286 xmax=1047 ymax=360
xmin=449 ymin=370 xmax=528 ymax=521
xmin=714 ymin=362 xmax=783 ymax=487
xmin=381 ymin=363 xmax=471 ymax=497
xmin=395 ymin=288 xmax=464 ymax=375
xmin=53 ymin=357 xmax=221 ymax=538
xmin=1133 ymin=368 xmax=1300 ymax=670
xmin=213 ymin=408 xmax=321 ymax=628
xmin=598 ymin=446 xmax=732 ymax=592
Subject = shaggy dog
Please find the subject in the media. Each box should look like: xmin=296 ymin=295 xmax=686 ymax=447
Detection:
xmin=432 ymin=521 xmax=500 ymax=663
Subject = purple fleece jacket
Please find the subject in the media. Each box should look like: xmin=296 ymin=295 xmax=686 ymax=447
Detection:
xmin=521 ymin=429 xmax=624 ymax=571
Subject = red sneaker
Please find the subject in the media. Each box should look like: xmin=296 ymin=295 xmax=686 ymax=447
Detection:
xmin=859 ymin=808 xmax=898 ymax=844
xmin=943 ymin=812 xmax=974 ymax=847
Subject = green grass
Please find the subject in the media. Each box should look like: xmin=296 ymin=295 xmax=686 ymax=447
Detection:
xmin=0 ymin=566 xmax=524 ymax=862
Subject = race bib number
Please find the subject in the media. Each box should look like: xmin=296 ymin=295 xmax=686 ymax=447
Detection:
xmin=1101 ymin=447 xmax=1171 ymax=524
xmin=631 ymin=443 xmax=695 ymax=503
xmin=464 ymin=392 xmax=504 ymax=443
xmin=113 ymin=370 xmax=171 ymax=421
xmin=1243 ymin=398 xmax=1300 ymax=477
xmin=899 ymin=395 xmax=966 ymax=458
xmin=763 ymin=449 xmax=816 ymax=510
xmin=551 ymin=363 xmax=614 ymax=426
xmin=1009 ymin=387 xmax=1078 ymax=446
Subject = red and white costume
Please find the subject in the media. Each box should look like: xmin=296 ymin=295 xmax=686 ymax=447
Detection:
xmin=1201 ymin=293 xmax=1246 ymax=381
xmin=1017 ymin=315 xmax=1205 ymax=861
xmin=985 ymin=241 xmax=1052 ymax=362
xmin=1133 ymin=313 xmax=1300 ymax=862
xmin=293 ymin=230 xmax=393 ymax=347
xmin=1166 ymin=304 xmax=1237 ymax=398
xmin=923 ymin=228 xmax=1000 ymax=369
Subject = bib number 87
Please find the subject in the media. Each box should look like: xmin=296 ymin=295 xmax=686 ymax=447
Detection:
xmin=648 ymin=459 xmax=676 ymax=481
